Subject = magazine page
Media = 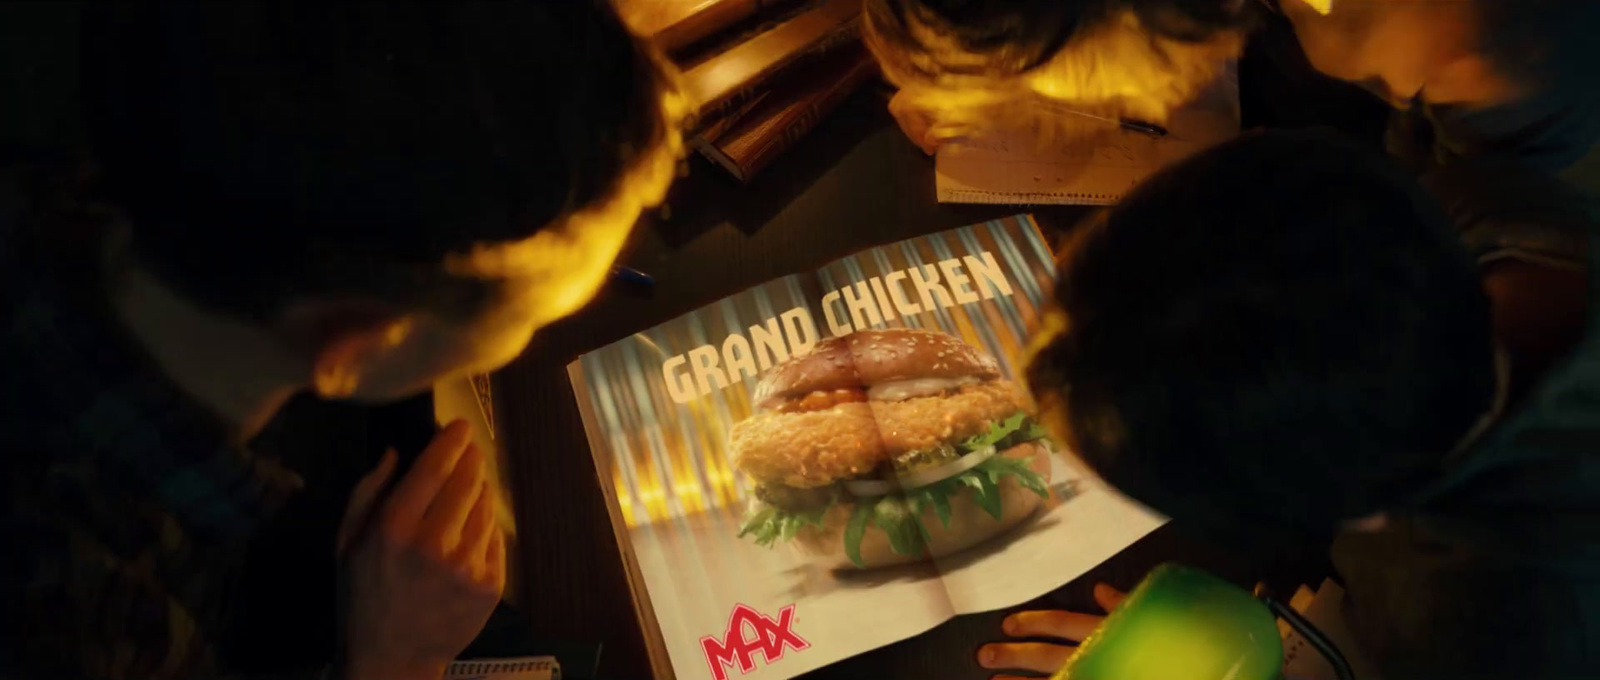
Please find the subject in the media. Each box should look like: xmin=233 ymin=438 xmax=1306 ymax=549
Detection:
xmin=569 ymin=216 xmax=1166 ymax=679
xmin=569 ymin=274 xmax=954 ymax=680
xmin=808 ymin=215 xmax=1165 ymax=614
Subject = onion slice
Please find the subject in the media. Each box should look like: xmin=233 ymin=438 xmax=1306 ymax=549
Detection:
xmin=842 ymin=445 xmax=998 ymax=498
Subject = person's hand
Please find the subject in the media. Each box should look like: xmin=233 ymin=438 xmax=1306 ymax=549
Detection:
xmin=889 ymin=90 xmax=943 ymax=155
xmin=339 ymin=419 xmax=507 ymax=680
xmin=977 ymin=583 xmax=1127 ymax=678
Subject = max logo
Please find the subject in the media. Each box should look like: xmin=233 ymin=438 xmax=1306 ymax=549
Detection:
xmin=699 ymin=603 xmax=810 ymax=680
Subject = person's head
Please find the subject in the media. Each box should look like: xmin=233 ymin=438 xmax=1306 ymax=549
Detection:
xmin=1026 ymin=130 xmax=1495 ymax=541
xmin=864 ymin=0 xmax=1256 ymax=142
xmin=79 ymin=2 xmax=686 ymax=402
xmin=1283 ymin=0 xmax=1600 ymax=108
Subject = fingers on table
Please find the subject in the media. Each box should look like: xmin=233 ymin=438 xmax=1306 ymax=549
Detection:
xmin=1093 ymin=582 xmax=1127 ymax=611
xmin=379 ymin=419 xmax=474 ymax=541
xmin=1001 ymin=610 xmax=1105 ymax=642
xmin=978 ymin=641 xmax=1076 ymax=674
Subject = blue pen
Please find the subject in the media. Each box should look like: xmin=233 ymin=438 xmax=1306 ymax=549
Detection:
xmin=610 ymin=265 xmax=655 ymax=288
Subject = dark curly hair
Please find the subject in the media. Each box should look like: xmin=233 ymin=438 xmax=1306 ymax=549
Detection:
xmin=1027 ymin=129 xmax=1494 ymax=540
xmin=74 ymin=1 xmax=681 ymax=320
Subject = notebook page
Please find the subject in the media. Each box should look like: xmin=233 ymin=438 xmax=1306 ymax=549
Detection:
xmin=1277 ymin=584 xmax=1317 ymax=638
xmin=444 ymin=655 xmax=560 ymax=680
xmin=1280 ymin=579 xmax=1382 ymax=680
xmin=935 ymin=68 xmax=1240 ymax=206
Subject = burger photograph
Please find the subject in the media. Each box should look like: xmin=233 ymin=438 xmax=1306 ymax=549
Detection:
xmin=731 ymin=328 xmax=1054 ymax=569
xmin=570 ymin=220 xmax=1165 ymax=679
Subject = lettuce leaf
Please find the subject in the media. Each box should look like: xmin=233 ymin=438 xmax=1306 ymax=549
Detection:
xmin=844 ymin=501 xmax=873 ymax=566
xmin=838 ymin=453 xmax=1049 ymax=566
xmin=871 ymin=496 xmax=926 ymax=557
xmin=960 ymin=412 xmax=1049 ymax=453
xmin=738 ymin=488 xmax=836 ymax=548
xmin=982 ymin=454 xmax=1051 ymax=497
xmin=957 ymin=470 xmax=1004 ymax=520
xmin=739 ymin=413 xmax=1052 ymax=567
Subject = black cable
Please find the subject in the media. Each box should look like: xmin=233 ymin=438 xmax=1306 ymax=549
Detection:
xmin=1259 ymin=595 xmax=1356 ymax=680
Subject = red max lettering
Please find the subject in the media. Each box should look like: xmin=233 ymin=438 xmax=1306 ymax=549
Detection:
xmin=759 ymin=606 xmax=806 ymax=659
xmin=699 ymin=603 xmax=810 ymax=680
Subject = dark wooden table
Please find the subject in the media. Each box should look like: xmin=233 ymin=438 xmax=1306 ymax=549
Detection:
xmin=495 ymin=68 xmax=1365 ymax=677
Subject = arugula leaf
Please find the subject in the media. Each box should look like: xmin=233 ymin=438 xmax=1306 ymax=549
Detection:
xmin=961 ymin=413 xmax=1028 ymax=451
xmin=958 ymin=412 xmax=1051 ymax=455
xmin=844 ymin=501 xmax=874 ymax=567
xmin=994 ymin=421 xmax=1050 ymax=452
xmin=738 ymin=506 xmax=782 ymax=546
xmin=779 ymin=514 xmax=803 ymax=541
xmin=923 ymin=485 xmax=954 ymax=528
xmin=739 ymin=433 xmax=1054 ymax=564
xmin=989 ymin=455 xmax=1050 ymax=498
xmin=839 ymin=451 xmax=1050 ymax=562
xmin=762 ymin=519 xmax=785 ymax=546
xmin=964 ymin=471 xmax=1004 ymax=519
xmin=737 ymin=506 xmax=775 ymax=538
xmin=871 ymin=496 xmax=926 ymax=557
xmin=738 ymin=487 xmax=840 ymax=549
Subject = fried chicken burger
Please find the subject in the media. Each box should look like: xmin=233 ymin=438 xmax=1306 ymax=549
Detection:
xmin=730 ymin=328 xmax=1052 ymax=569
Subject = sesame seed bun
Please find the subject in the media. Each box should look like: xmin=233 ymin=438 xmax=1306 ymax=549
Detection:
xmin=731 ymin=380 xmax=1023 ymax=488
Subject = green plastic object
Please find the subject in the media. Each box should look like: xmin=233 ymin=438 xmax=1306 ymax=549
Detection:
xmin=1051 ymin=563 xmax=1284 ymax=680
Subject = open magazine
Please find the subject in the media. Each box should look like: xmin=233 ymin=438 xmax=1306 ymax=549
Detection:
xmin=569 ymin=216 xmax=1166 ymax=680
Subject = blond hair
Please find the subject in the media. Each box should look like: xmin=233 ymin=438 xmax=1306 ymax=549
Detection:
xmin=865 ymin=0 xmax=1251 ymax=147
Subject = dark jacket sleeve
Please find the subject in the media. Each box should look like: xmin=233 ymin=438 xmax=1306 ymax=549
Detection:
xmin=1333 ymin=524 xmax=1599 ymax=680
xmin=0 ymin=509 xmax=335 ymax=680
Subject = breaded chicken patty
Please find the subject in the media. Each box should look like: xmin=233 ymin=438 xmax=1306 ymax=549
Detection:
xmin=730 ymin=380 xmax=1023 ymax=488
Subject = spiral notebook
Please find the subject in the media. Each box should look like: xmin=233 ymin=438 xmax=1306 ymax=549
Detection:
xmin=935 ymin=69 xmax=1239 ymax=206
xmin=444 ymin=655 xmax=561 ymax=680
xmin=1279 ymin=579 xmax=1380 ymax=680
